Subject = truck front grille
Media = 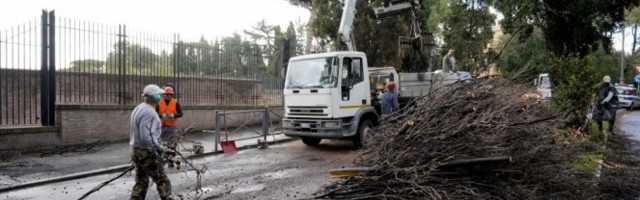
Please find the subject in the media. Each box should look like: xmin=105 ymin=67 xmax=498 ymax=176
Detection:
xmin=287 ymin=106 xmax=328 ymax=116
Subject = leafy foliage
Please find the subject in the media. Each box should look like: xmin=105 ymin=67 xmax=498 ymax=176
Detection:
xmin=305 ymin=0 xmax=430 ymax=69
xmin=106 ymin=42 xmax=158 ymax=74
xmin=441 ymin=0 xmax=495 ymax=72
xmin=549 ymin=55 xmax=601 ymax=126
xmin=67 ymin=59 xmax=106 ymax=73
xmin=488 ymin=0 xmax=640 ymax=56
xmin=495 ymin=28 xmax=550 ymax=83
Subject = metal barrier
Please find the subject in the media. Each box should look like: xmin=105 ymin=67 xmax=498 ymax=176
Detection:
xmin=205 ymin=108 xmax=283 ymax=152
xmin=1 ymin=10 xmax=291 ymax=126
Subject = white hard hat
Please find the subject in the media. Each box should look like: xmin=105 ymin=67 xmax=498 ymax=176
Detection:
xmin=142 ymin=84 xmax=164 ymax=97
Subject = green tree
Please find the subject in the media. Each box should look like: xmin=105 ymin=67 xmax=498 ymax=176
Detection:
xmin=626 ymin=6 xmax=640 ymax=54
xmin=67 ymin=59 xmax=105 ymax=73
xmin=220 ymin=33 xmax=246 ymax=77
xmin=488 ymin=0 xmax=639 ymax=57
xmin=496 ymin=28 xmax=550 ymax=82
xmin=422 ymin=0 xmax=451 ymax=41
xmin=294 ymin=18 xmax=307 ymax=55
xmin=286 ymin=22 xmax=298 ymax=57
xmin=308 ymin=0 xmax=343 ymax=51
xmin=441 ymin=0 xmax=495 ymax=72
xmin=271 ymin=25 xmax=286 ymax=76
xmin=286 ymin=0 xmax=314 ymax=54
xmin=244 ymin=20 xmax=276 ymax=49
xmin=309 ymin=0 xmax=426 ymax=68
xmin=105 ymin=42 xmax=158 ymax=74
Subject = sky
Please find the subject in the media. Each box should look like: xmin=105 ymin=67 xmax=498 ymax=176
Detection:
xmin=613 ymin=27 xmax=635 ymax=54
xmin=0 ymin=0 xmax=311 ymax=40
xmin=0 ymin=0 xmax=633 ymax=62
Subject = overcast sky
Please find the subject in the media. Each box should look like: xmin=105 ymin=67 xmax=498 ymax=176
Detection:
xmin=0 ymin=0 xmax=311 ymax=40
xmin=0 ymin=1 xmax=632 ymax=54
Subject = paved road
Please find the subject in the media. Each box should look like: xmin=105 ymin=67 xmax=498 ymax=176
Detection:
xmin=3 ymin=139 xmax=358 ymax=200
xmin=616 ymin=110 xmax=640 ymax=142
xmin=0 ymin=126 xmax=287 ymax=188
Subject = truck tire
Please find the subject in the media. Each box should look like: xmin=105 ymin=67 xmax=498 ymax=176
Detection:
xmin=353 ymin=119 xmax=373 ymax=149
xmin=301 ymin=137 xmax=321 ymax=146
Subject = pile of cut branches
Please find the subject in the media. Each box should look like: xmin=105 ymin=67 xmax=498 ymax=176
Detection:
xmin=321 ymin=79 xmax=587 ymax=199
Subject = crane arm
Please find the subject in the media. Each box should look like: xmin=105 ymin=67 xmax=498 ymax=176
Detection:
xmin=337 ymin=0 xmax=424 ymax=52
xmin=338 ymin=0 xmax=358 ymax=51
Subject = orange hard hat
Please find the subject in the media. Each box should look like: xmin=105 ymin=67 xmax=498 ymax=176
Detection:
xmin=386 ymin=82 xmax=396 ymax=90
xmin=163 ymin=87 xmax=174 ymax=94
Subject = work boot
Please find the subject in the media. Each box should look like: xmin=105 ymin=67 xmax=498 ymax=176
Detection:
xmin=607 ymin=121 xmax=615 ymax=134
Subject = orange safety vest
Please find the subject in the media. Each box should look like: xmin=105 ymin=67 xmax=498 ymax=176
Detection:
xmin=158 ymin=98 xmax=178 ymax=127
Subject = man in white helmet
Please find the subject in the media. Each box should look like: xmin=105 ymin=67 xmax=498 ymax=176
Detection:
xmin=129 ymin=84 xmax=174 ymax=200
xmin=594 ymin=76 xmax=618 ymax=134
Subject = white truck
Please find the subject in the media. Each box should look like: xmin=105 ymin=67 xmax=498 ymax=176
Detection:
xmin=534 ymin=73 xmax=552 ymax=100
xmin=281 ymin=0 xmax=466 ymax=147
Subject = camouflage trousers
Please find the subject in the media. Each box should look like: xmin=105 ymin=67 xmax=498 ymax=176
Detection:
xmin=161 ymin=126 xmax=179 ymax=167
xmin=130 ymin=148 xmax=173 ymax=200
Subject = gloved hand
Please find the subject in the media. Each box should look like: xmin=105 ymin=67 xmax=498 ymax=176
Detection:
xmin=155 ymin=147 xmax=173 ymax=156
xmin=600 ymin=100 xmax=607 ymax=105
xmin=164 ymin=148 xmax=175 ymax=154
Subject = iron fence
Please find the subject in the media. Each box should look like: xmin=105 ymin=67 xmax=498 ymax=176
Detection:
xmin=0 ymin=10 xmax=288 ymax=127
xmin=0 ymin=13 xmax=47 ymax=126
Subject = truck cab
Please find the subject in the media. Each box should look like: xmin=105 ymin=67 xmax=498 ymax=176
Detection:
xmin=534 ymin=73 xmax=552 ymax=100
xmin=282 ymin=52 xmax=378 ymax=148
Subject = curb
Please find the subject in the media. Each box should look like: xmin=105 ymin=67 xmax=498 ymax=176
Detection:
xmin=0 ymin=137 xmax=299 ymax=193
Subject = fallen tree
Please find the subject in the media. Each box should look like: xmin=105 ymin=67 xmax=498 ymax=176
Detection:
xmin=319 ymin=79 xmax=590 ymax=199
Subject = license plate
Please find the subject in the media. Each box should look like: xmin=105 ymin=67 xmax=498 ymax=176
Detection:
xmin=300 ymin=123 xmax=310 ymax=128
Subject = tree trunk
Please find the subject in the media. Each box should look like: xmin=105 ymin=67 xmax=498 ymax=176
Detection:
xmin=632 ymin=24 xmax=638 ymax=54
xmin=305 ymin=8 xmax=316 ymax=54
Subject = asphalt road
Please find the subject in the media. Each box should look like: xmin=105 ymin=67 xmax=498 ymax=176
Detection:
xmin=617 ymin=109 xmax=640 ymax=142
xmin=2 ymin=139 xmax=359 ymax=200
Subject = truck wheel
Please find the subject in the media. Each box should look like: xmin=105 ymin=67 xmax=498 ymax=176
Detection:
xmin=301 ymin=137 xmax=321 ymax=146
xmin=353 ymin=119 xmax=373 ymax=149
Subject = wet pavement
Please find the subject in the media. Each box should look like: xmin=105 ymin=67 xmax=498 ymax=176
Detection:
xmin=2 ymin=110 xmax=638 ymax=199
xmin=2 ymin=139 xmax=358 ymax=200
xmin=616 ymin=110 xmax=640 ymax=141
xmin=0 ymin=126 xmax=289 ymax=189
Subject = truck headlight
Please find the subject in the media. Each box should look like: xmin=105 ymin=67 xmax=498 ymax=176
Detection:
xmin=283 ymin=120 xmax=293 ymax=128
xmin=323 ymin=121 xmax=340 ymax=128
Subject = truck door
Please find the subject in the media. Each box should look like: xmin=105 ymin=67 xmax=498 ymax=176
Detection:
xmin=340 ymin=57 xmax=370 ymax=110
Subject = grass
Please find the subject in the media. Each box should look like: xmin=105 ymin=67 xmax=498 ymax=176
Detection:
xmin=588 ymin=120 xmax=612 ymax=142
xmin=572 ymin=151 xmax=605 ymax=173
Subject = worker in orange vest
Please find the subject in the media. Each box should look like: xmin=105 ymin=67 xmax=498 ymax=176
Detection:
xmin=156 ymin=86 xmax=183 ymax=168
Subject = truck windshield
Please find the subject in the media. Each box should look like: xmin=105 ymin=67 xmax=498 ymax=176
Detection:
xmin=286 ymin=57 xmax=338 ymax=89
xmin=539 ymin=76 xmax=551 ymax=89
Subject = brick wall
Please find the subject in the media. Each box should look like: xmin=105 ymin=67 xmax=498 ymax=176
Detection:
xmin=0 ymin=69 xmax=42 ymax=126
xmin=1 ymin=68 xmax=284 ymax=147
xmin=56 ymin=105 xmax=283 ymax=145
xmin=55 ymin=71 xmax=265 ymax=106
xmin=1 ymin=68 xmax=280 ymax=126
xmin=0 ymin=127 xmax=61 ymax=149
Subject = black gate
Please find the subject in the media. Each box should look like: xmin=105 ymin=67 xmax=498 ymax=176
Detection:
xmin=0 ymin=10 xmax=56 ymax=126
xmin=1 ymin=10 xmax=289 ymax=127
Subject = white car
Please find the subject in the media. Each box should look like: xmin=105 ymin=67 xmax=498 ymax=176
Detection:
xmin=615 ymin=86 xmax=640 ymax=110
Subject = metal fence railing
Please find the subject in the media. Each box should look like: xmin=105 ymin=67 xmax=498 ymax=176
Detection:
xmin=0 ymin=10 xmax=289 ymax=127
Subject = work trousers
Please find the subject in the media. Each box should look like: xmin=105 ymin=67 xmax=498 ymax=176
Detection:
xmin=130 ymin=148 xmax=173 ymax=200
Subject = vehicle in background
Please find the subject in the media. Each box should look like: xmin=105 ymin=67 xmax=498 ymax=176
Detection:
xmin=534 ymin=73 xmax=552 ymax=101
xmin=368 ymin=67 xmax=467 ymax=112
xmin=615 ymin=85 xmax=640 ymax=110
xmin=282 ymin=0 xmax=466 ymax=148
